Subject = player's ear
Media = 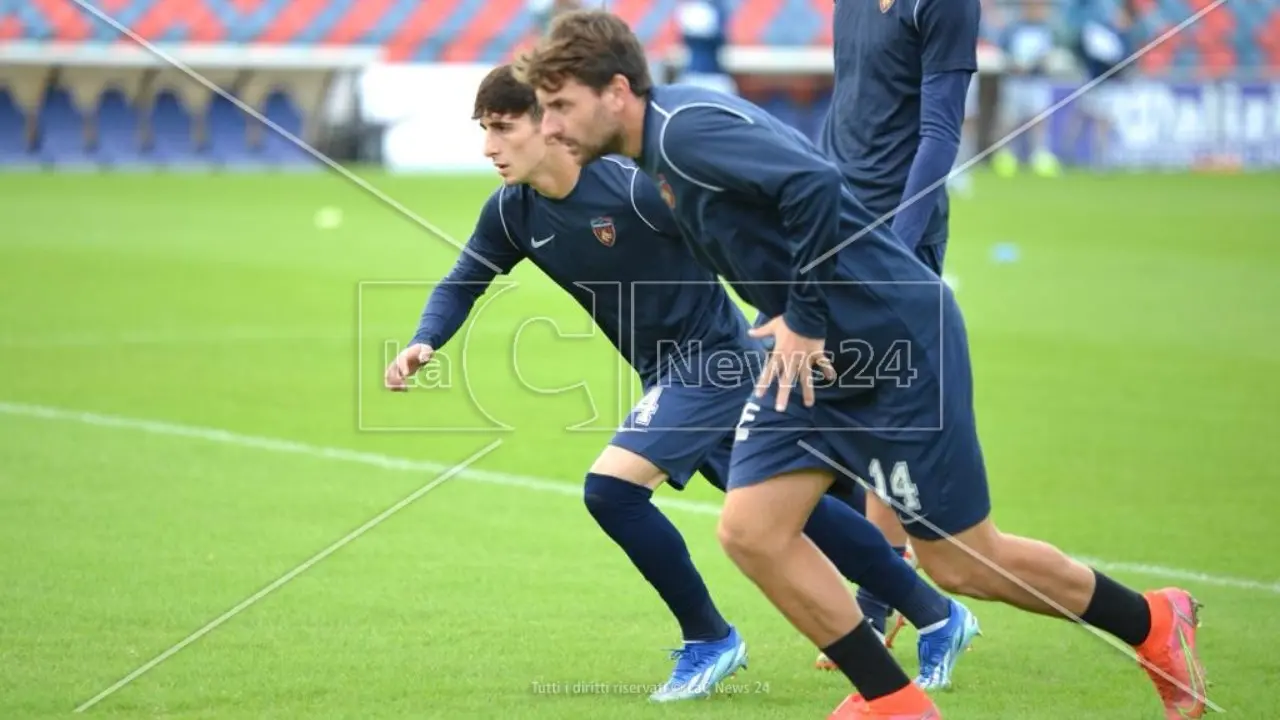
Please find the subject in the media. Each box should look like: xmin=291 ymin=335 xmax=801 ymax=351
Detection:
xmin=605 ymin=74 xmax=629 ymax=108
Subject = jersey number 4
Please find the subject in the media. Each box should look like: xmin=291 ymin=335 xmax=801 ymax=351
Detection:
xmin=867 ymin=459 xmax=921 ymax=513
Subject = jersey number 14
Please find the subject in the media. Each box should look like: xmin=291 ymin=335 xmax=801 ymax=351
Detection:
xmin=867 ymin=459 xmax=921 ymax=513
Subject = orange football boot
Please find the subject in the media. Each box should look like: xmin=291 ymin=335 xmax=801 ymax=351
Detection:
xmin=828 ymin=686 xmax=941 ymax=719
xmin=1136 ymin=588 xmax=1209 ymax=719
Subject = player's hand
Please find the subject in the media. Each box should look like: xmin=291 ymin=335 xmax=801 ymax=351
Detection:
xmin=384 ymin=343 xmax=434 ymax=392
xmin=749 ymin=316 xmax=834 ymax=412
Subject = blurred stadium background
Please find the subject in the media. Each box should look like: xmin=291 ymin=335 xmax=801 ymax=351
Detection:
xmin=3 ymin=2 xmax=1279 ymax=719
xmin=3 ymin=0 xmax=1279 ymax=171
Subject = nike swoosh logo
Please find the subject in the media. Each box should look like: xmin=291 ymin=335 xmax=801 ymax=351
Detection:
xmin=531 ymin=234 xmax=555 ymax=248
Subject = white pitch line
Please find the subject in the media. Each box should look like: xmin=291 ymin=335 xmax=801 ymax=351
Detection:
xmin=1 ymin=400 xmax=1276 ymax=598
xmin=70 ymin=435 xmax=502 ymax=713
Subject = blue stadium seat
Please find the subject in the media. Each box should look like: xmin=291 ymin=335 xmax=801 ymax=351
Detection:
xmin=93 ymin=88 xmax=144 ymax=168
xmin=38 ymin=86 xmax=95 ymax=168
xmin=206 ymin=94 xmax=263 ymax=169
xmin=0 ymin=87 xmax=37 ymax=168
xmin=1232 ymin=6 xmax=1264 ymax=71
xmin=259 ymin=89 xmax=319 ymax=169
xmin=144 ymin=89 xmax=206 ymax=168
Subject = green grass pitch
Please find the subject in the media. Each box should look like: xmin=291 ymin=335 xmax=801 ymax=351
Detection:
xmin=1 ymin=170 xmax=1278 ymax=719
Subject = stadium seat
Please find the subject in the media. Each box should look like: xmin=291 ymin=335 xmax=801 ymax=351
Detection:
xmin=259 ymin=90 xmax=319 ymax=169
xmin=12 ymin=0 xmax=1279 ymax=175
xmin=0 ymin=87 xmax=37 ymax=168
xmin=37 ymin=86 xmax=95 ymax=169
xmin=1233 ymin=11 xmax=1263 ymax=71
xmin=92 ymin=88 xmax=144 ymax=168
xmin=143 ymin=90 xmax=206 ymax=169
xmin=206 ymin=94 xmax=263 ymax=169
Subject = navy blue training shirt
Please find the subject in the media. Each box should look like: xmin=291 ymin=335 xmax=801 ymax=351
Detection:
xmin=412 ymin=156 xmax=756 ymax=387
xmin=636 ymin=85 xmax=938 ymax=347
xmin=819 ymin=0 xmax=980 ymax=251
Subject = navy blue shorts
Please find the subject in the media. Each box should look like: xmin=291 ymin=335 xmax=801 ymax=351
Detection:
xmin=610 ymin=382 xmax=748 ymax=491
xmin=727 ymin=287 xmax=990 ymax=541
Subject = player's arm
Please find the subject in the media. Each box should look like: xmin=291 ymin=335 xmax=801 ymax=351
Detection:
xmin=890 ymin=0 xmax=980 ymax=252
xmin=659 ymin=106 xmax=843 ymax=340
xmin=388 ymin=191 xmax=524 ymax=391
xmin=411 ymin=191 xmax=524 ymax=349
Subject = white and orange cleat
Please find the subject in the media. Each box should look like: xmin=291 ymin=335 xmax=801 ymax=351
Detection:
xmin=1136 ymin=588 xmax=1209 ymax=719
xmin=828 ymin=686 xmax=941 ymax=719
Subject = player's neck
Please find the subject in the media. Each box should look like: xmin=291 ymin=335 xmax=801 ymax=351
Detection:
xmin=618 ymin=94 xmax=647 ymax=159
xmin=526 ymin=151 xmax=581 ymax=201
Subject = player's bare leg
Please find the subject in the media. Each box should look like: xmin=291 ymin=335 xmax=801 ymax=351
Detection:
xmin=586 ymin=446 xmax=746 ymax=702
xmin=911 ymin=518 xmax=1093 ymax=613
xmin=719 ymin=470 xmax=860 ymax=642
xmin=719 ymin=469 xmax=938 ymax=718
xmin=912 ymin=518 xmax=1208 ymax=718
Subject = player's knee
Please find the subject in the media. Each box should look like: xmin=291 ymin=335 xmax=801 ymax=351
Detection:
xmin=583 ymin=484 xmax=608 ymax=520
xmin=715 ymin=516 xmax=756 ymax=564
xmin=925 ymin=560 xmax=993 ymax=599
xmin=716 ymin=512 xmax=778 ymax=568
xmin=582 ymin=472 xmax=647 ymax=521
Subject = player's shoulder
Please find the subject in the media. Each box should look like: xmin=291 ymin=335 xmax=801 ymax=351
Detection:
xmin=582 ymin=156 xmax=674 ymax=233
xmin=475 ymin=182 xmax=526 ymax=243
xmin=585 ymin=154 xmax=641 ymax=184
xmin=649 ymin=85 xmax=759 ymax=143
xmin=477 ymin=183 xmax=508 ymax=218
xmin=651 ymin=85 xmax=758 ymax=122
xmin=575 ymin=155 xmax=642 ymax=204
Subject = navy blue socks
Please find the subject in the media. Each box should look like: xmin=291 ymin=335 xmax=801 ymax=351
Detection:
xmin=584 ymin=473 xmax=730 ymax=642
xmin=805 ymin=495 xmax=950 ymax=631
xmin=857 ymin=585 xmax=894 ymax=634
xmin=827 ymin=482 xmax=868 ymax=516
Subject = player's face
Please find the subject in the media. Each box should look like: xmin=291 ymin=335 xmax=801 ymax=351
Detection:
xmin=480 ymin=112 xmax=548 ymax=184
xmin=536 ymin=78 xmax=625 ymax=165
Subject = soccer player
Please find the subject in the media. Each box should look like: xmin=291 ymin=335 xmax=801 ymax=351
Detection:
xmin=519 ymin=10 xmax=1209 ymax=720
xmin=815 ymin=0 xmax=983 ymax=651
xmin=821 ymin=0 xmax=980 ymax=274
xmin=1063 ymin=0 xmax=1135 ymax=168
xmin=990 ymin=0 xmax=1063 ymax=178
xmin=673 ymin=0 xmax=736 ymax=95
xmin=385 ymin=64 xmax=977 ymax=702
